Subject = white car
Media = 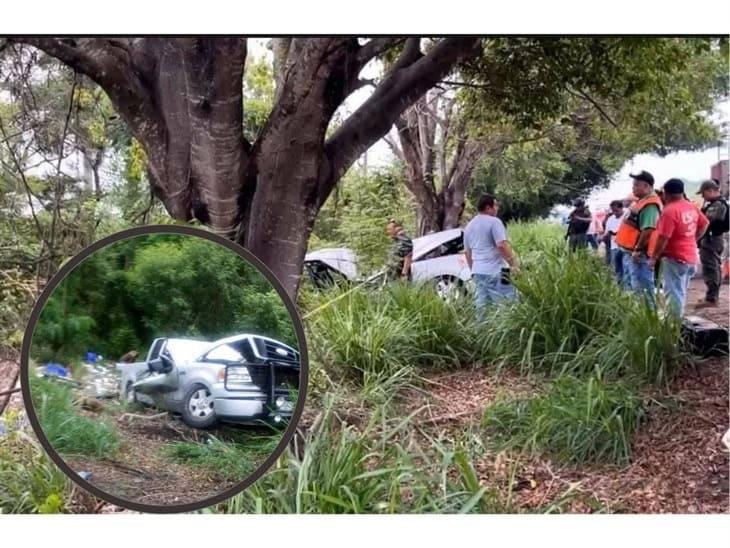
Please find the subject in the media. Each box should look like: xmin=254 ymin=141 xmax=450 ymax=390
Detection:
xmin=304 ymin=228 xmax=472 ymax=298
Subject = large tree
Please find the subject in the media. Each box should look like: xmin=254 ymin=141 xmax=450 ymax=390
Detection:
xmin=8 ymin=37 xmax=480 ymax=296
xmin=388 ymin=38 xmax=727 ymax=231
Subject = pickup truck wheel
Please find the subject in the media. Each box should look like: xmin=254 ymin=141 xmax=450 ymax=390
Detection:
xmin=434 ymin=275 xmax=465 ymax=302
xmin=181 ymin=384 xmax=218 ymax=429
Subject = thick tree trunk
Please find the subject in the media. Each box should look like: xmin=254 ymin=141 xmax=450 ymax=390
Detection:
xmin=16 ymin=37 xmax=481 ymax=297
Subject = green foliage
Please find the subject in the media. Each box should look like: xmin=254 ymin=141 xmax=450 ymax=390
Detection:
xmin=32 ymin=233 xmax=297 ymax=362
xmin=482 ymin=372 xmax=648 ymax=465
xmin=31 ymin=377 xmax=119 ymax=459
xmin=243 ymin=56 xmax=275 ymax=142
xmin=306 ymin=283 xmax=478 ymax=401
xmin=312 ymin=167 xmax=416 ymax=275
xmin=220 ymin=399 xmax=508 ymax=514
xmin=463 ymin=37 xmax=727 ymax=219
xmin=481 ymin=251 xmax=631 ymax=374
xmin=0 ymin=417 xmax=71 ymax=514
xmin=163 ymin=432 xmax=278 ymax=481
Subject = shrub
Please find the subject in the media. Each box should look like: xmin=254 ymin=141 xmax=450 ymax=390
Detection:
xmin=31 ymin=377 xmax=119 ymax=459
xmin=219 ymin=398 xmax=508 ymax=514
xmin=567 ymin=302 xmax=685 ymax=385
xmin=482 ymin=372 xmax=648 ymax=465
xmin=0 ymin=413 xmax=70 ymax=514
xmin=163 ymin=432 xmax=278 ymax=481
xmin=481 ymin=251 xmax=631 ymax=375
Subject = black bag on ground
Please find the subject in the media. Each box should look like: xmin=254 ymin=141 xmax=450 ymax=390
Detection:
xmin=680 ymin=316 xmax=729 ymax=357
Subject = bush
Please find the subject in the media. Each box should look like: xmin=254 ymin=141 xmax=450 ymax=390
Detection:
xmin=0 ymin=412 xmax=70 ymax=514
xmin=482 ymin=372 xmax=648 ymax=465
xmin=481 ymin=251 xmax=631 ymax=375
xmin=219 ymin=398 xmax=508 ymax=514
xmin=163 ymin=432 xmax=278 ymax=481
xmin=568 ymin=302 xmax=685 ymax=385
xmin=307 ymin=283 xmax=481 ymax=401
xmin=31 ymin=377 xmax=119 ymax=459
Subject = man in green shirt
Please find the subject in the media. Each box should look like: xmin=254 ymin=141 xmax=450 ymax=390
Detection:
xmin=618 ymin=170 xmax=662 ymax=307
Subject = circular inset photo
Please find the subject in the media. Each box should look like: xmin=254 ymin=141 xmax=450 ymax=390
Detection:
xmin=20 ymin=226 xmax=307 ymax=512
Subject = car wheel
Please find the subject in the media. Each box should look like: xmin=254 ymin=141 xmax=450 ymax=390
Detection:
xmin=434 ymin=275 xmax=465 ymax=302
xmin=181 ymin=384 xmax=218 ymax=429
xmin=124 ymin=381 xmax=138 ymax=404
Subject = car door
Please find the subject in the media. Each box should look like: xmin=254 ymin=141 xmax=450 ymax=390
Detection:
xmin=133 ymin=339 xmax=180 ymax=394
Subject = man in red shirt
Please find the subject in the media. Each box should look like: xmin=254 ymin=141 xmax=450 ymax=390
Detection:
xmin=649 ymin=179 xmax=709 ymax=316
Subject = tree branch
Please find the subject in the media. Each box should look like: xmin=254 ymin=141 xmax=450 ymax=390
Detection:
xmin=356 ymin=37 xmax=406 ymax=66
xmin=324 ymin=37 xmax=481 ymax=197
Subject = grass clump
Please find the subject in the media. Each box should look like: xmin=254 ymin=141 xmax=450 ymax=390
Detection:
xmin=568 ymin=302 xmax=685 ymax=385
xmin=31 ymin=377 xmax=119 ymax=459
xmin=0 ymin=412 xmax=70 ymax=513
xmin=306 ymin=283 xmax=479 ymax=401
xmin=481 ymin=251 xmax=631 ymax=375
xmin=163 ymin=431 xmax=277 ymax=481
xmin=219 ymin=398 xmax=509 ymax=514
xmin=482 ymin=372 xmax=648 ymax=465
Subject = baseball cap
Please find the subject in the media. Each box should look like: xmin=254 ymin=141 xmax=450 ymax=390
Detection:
xmin=696 ymin=179 xmax=720 ymax=194
xmin=663 ymin=178 xmax=685 ymax=195
xmin=629 ymin=170 xmax=654 ymax=186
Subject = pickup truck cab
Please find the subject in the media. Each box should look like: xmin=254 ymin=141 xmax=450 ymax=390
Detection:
xmin=117 ymin=334 xmax=300 ymax=429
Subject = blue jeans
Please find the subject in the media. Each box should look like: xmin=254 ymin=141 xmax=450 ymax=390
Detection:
xmin=610 ymin=247 xmax=628 ymax=289
xmin=662 ymin=258 xmax=696 ymax=316
xmin=473 ymin=273 xmax=516 ymax=318
xmin=625 ymin=253 xmax=656 ymax=308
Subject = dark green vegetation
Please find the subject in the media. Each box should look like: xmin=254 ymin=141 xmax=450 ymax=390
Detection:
xmin=219 ymin=398 xmax=511 ymax=514
xmin=163 ymin=431 xmax=280 ymax=482
xmin=32 ymin=234 xmax=296 ymax=363
xmin=30 ymin=377 xmax=120 ymax=459
xmin=482 ymin=374 xmax=648 ymax=465
xmin=0 ymin=409 xmax=70 ymax=513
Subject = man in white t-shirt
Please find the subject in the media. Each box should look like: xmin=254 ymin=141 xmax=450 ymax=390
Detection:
xmin=464 ymin=194 xmax=519 ymax=318
xmin=603 ymin=200 xmax=628 ymax=287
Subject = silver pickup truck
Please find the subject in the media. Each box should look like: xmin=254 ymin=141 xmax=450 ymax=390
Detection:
xmin=116 ymin=334 xmax=300 ymax=429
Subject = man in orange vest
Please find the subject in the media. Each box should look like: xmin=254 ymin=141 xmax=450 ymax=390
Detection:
xmin=615 ymin=170 xmax=662 ymax=307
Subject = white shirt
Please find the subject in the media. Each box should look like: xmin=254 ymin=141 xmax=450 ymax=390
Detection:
xmin=604 ymin=213 xmax=624 ymax=247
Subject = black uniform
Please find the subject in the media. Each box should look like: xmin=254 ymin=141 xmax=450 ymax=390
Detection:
xmin=387 ymin=232 xmax=414 ymax=281
xmin=699 ymin=198 xmax=729 ymax=302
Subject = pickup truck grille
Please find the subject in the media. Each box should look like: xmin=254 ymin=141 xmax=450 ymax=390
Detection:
xmin=247 ymin=364 xmax=299 ymax=392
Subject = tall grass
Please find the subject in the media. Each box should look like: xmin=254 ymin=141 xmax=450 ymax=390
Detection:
xmin=0 ymin=412 xmax=70 ymax=513
xmin=219 ymin=398 xmax=509 ymax=514
xmin=508 ymin=220 xmax=566 ymax=264
xmin=31 ymin=377 xmax=119 ymax=459
xmin=482 ymin=371 xmax=648 ymax=465
xmin=306 ymin=283 xmax=479 ymax=401
xmin=481 ymin=252 xmax=631 ymax=375
xmin=568 ymin=303 xmax=685 ymax=385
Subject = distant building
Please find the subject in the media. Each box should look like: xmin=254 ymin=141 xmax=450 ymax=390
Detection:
xmin=711 ymin=160 xmax=729 ymax=198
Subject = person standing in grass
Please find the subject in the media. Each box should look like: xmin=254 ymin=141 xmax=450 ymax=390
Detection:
xmin=464 ymin=194 xmax=519 ymax=317
xmin=603 ymin=200 xmax=628 ymax=287
xmin=696 ymin=179 xmax=729 ymax=308
xmin=615 ymin=170 xmax=662 ymax=307
xmin=566 ymin=198 xmax=592 ymax=251
xmin=385 ymin=219 xmax=414 ymax=282
xmin=649 ymin=179 xmax=709 ymax=316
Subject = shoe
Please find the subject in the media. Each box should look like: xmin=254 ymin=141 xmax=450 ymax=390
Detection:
xmin=695 ymin=300 xmax=719 ymax=309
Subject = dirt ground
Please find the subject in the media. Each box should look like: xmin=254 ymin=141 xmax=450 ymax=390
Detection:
xmin=408 ymin=277 xmax=729 ymax=513
xmin=65 ymin=406 xmax=239 ymax=507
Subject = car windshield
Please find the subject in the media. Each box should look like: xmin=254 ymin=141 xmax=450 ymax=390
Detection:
xmin=165 ymin=339 xmax=212 ymax=365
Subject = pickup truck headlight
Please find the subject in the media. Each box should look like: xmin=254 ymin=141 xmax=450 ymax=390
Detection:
xmin=225 ymin=366 xmax=252 ymax=389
